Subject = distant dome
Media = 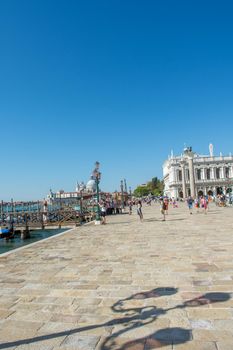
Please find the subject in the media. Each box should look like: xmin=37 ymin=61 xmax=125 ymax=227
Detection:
xmin=86 ymin=178 xmax=96 ymax=192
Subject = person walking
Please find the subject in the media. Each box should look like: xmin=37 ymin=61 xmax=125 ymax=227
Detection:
xmin=99 ymin=201 xmax=107 ymax=224
xmin=200 ymin=196 xmax=208 ymax=214
xmin=164 ymin=197 xmax=169 ymax=215
xmin=160 ymin=199 xmax=166 ymax=221
xmin=128 ymin=200 xmax=133 ymax=215
xmin=136 ymin=200 xmax=143 ymax=222
xmin=187 ymin=196 xmax=194 ymax=214
xmin=194 ymin=198 xmax=199 ymax=213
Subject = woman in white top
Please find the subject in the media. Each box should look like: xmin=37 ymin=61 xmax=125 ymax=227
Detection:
xmin=137 ymin=200 xmax=143 ymax=222
xmin=99 ymin=202 xmax=107 ymax=224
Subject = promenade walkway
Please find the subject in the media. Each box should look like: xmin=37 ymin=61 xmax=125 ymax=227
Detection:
xmin=0 ymin=203 xmax=232 ymax=350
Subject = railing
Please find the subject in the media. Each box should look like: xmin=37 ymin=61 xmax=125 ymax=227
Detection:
xmin=168 ymin=179 xmax=233 ymax=186
xmin=0 ymin=200 xmax=96 ymax=232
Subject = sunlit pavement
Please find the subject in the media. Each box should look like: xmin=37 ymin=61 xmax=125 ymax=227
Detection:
xmin=0 ymin=203 xmax=232 ymax=350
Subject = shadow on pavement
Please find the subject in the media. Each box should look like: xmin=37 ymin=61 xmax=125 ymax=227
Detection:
xmin=100 ymin=327 xmax=192 ymax=349
xmin=144 ymin=218 xmax=185 ymax=222
xmin=0 ymin=290 xmax=231 ymax=350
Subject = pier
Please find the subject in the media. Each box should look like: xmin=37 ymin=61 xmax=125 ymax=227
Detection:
xmin=0 ymin=199 xmax=96 ymax=239
xmin=0 ymin=203 xmax=232 ymax=349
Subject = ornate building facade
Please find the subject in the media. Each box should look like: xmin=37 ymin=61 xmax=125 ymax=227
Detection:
xmin=163 ymin=145 xmax=233 ymax=198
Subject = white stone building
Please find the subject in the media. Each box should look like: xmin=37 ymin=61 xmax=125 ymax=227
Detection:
xmin=163 ymin=145 xmax=233 ymax=198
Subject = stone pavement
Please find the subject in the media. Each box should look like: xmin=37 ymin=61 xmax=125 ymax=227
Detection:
xmin=0 ymin=203 xmax=233 ymax=350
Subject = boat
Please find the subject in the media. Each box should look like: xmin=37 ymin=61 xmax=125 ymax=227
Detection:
xmin=0 ymin=226 xmax=13 ymax=239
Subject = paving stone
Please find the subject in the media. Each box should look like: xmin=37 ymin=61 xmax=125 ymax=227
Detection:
xmin=60 ymin=334 xmax=100 ymax=349
xmin=49 ymin=313 xmax=80 ymax=324
xmin=213 ymin=319 xmax=233 ymax=332
xmin=173 ymin=341 xmax=217 ymax=349
xmin=0 ymin=308 xmax=15 ymax=319
xmin=15 ymin=344 xmax=53 ymax=350
xmin=187 ymin=308 xmax=232 ymax=320
xmin=192 ymin=329 xmax=233 ymax=341
xmin=189 ymin=320 xmax=214 ymax=330
xmin=216 ymin=341 xmax=233 ymax=350
xmin=0 ymin=319 xmax=43 ymax=332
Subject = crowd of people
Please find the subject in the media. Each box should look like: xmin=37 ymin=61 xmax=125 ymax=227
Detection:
xmin=97 ymin=192 xmax=231 ymax=224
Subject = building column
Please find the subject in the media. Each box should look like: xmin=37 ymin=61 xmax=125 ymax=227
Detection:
xmin=220 ymin=167 xmax=223 ymax=179
xmin=180 ymin=161 xmax=187 ymax=198
xmin=213 ymin=186 xmax=216 ymax=196
xmin=187 ymin=157 xmax=195 ymax=198
xmin=222 ymin=166 xmax=226 ymax=179
xmin=202 ymin=168 xmax=206 ymax=180
xmin=214 ymin=167 xmax=217 ymax=179
xmin=210 ymin=167 xmax=215 ymax=180
xmin=230 ymin=166 xmax=233 ymax=178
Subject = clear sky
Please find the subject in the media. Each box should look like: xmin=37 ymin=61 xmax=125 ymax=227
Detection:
xmin=0 ymin=0 xmax=233 ymax=200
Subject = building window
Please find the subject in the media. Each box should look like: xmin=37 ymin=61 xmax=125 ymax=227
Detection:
xmin=206 ymin=168 xmax=210 ymax=180
xmin=216 ymin=168 xmax=220 ymax=179
xmin=177 ymin=170 xmax=182 ymax=181
xmin=196 ymin=169 xmax=201 ymax=180
xmin=226 ymin=167 xmax=230 ymax=178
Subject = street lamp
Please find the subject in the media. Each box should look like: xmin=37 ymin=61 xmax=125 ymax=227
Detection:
xmin=124 ymin=179 xmax=128 ymax=193
xmin=129 ymin=186 xmax=132 ymax=200
xmin=92 ymin=161 xmax=101 ymax=224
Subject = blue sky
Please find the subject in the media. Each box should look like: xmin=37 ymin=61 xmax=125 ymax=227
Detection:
xmin=0 ymin=0 xmax=233 ymax=200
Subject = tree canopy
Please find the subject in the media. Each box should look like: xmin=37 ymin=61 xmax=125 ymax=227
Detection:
xmin=133 ymin=177 xmax=164 ymax=197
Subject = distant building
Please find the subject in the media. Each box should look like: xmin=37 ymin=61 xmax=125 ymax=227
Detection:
xmin=163 ymin=145 xmax=233 ymax=198
xmin=47 ymin=175 xmax=99 ymax=204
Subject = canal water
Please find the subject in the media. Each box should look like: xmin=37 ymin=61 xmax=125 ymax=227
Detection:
xmin=0 ymin=228 xmax=68 ymax=255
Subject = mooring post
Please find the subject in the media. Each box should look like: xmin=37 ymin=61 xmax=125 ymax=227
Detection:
xmin=25 ymin=214 xmax=29 ymax=237
xmin=1 ymin=200 xmax=3 ymax=223
xmin=41 ymin=212 xmax=45 ymax=230
xmin=75 ymin=208 xmax=79 ymax=227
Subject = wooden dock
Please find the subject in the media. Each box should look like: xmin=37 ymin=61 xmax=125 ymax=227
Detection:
xmin=0 ymin=206 xmax=96 ymax=239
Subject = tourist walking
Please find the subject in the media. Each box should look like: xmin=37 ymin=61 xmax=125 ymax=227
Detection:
xmin=187 ymin=196 xmax=194 ymax=214
xmin=160 ymin=199 xmax=166 ymax=221
xmin=128 ymin=200 xmax=133 ymax=215
xmin=200 ymin=196 xmax=208 ymax=214
xmin=99 ymin=201 xmax=107 ymax=224
xmin=164 ymin=197 xmax=169 ymax=215
xmin=136 ymin=200 xmax=143 ymax=222
xmin=194 ymin=198 xmax=199 ymax=213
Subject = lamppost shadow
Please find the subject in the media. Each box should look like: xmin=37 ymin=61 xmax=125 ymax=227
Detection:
xmin=99 ymin=290 xmax=231 ymax=350
xmin=0 ymin=289 xmax=231 ymax=350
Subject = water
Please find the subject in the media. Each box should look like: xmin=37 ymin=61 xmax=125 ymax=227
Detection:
xmin=0 ymin=228 xmax=68 ymax=254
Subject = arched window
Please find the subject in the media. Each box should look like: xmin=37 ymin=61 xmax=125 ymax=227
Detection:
xmin=216 ymin=168 xmax=220 ymax=179
xmin=225 ymin=167 xmax=230 ymax=178
xmin=206 ymin=168 xmax=211 ymax=180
